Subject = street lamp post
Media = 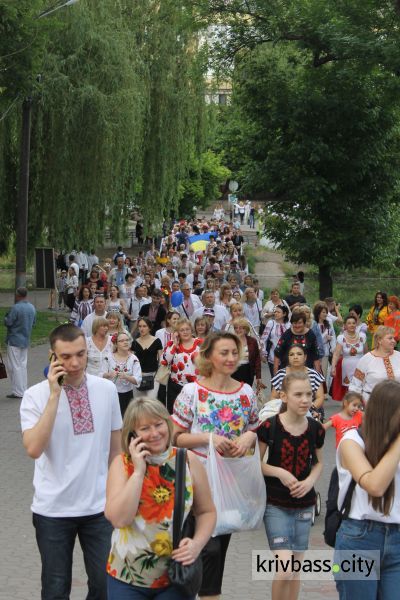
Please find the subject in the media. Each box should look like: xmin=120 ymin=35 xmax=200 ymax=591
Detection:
xmin=14 ymin=0 xmax=79 ymax=290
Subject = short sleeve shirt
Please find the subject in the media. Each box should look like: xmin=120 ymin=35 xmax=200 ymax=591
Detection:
xmin=257 ymin=416 xmax=325 ymax=508
xmin=173 ymin=381 xmax=258 ymax=458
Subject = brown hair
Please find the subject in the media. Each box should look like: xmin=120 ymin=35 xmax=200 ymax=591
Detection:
xmin=194 ymin=317 xmax=210 ymax=336
xmin=363 ymin=380 xmax=400 ymax=515
xmin=279 ymin=372 xmax=311 ymax=413
xmin=196 ymin=332 xmax=242 ymax=377
xmin=49 ymin=324 xmax=85 ymax=350
xmin=342 ymin=391 xmax=363 ymax=406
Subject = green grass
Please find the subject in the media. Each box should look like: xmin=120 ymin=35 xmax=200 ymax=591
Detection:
xmin=0 ymin=309 xmax=65 ymax=351
xmin=0 ymin=269 xmax=35 ymax=291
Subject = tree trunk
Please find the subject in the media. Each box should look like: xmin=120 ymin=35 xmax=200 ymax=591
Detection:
xmin=319 ymin=265 xmax=333 ymax=299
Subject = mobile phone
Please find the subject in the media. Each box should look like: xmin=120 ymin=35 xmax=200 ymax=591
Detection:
xmin=128 ymin=431 xmax=137 ymax=444
xmin=50 ymin=352 xmax=65 ymax=387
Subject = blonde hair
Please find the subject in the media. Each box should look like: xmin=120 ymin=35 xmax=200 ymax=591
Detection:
xmin=91 ymin=317 xmax=109 ymax=335
xmin=230 ymin=302 xmax=243 ymax=316
xmin=196 ymin=332 xmax=242 ymax=377
xmin=106 ymin=311 xmax=125 ymax=331
xmin=232 ymin=317 xmax=250 ymax=334
xmin=121 ymin=398 xmax=173 ymax=454
xmin=175 ymin=317 xmax=193 ymax=336
xmin=374 ymin=325 xmax=395 ymax=349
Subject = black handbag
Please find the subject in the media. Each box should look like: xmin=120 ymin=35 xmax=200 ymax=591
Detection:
xmin=0 ymin=353 xmax=7 ymax=379
xmin=137 ymin=374 xmax=154 ymax=391
xmin=167 ymin=448 xmax=203 ymax=597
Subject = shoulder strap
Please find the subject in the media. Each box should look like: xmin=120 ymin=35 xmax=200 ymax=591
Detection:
xmin=172 ymin=448 xmax=186 ymax=550
xmin=340 ymin=478 xmax=357 ymax=517
xmin=266 ymin=415 xmax=277 ymax=449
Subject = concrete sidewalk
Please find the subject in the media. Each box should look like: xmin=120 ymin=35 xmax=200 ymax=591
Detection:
xmin=0 ymin=339 xmax=338 ymax=599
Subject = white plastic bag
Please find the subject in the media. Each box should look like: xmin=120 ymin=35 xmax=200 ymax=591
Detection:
xmin=206 ymin=436 xmax=266 ymax=536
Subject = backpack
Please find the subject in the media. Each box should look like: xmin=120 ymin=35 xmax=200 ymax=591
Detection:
xmin=265 ymin=414 xmax=319 ymax=467
xmin=323 ymin=427 xmax=362 ymax=547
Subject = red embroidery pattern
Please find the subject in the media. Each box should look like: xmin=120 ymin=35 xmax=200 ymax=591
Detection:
xmin=280 ymin=436 xmax=311 ymax=477
xmin=64 ymin=378 xmax=94 ymax=435
xmin=383 ymin=357 xmax=395 ymax=379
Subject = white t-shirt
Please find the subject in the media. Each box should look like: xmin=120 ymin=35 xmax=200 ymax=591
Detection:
xmin=337 ymin=428 xmax=400 ymax=523
xmin=20 ymin=374 xmax=122 ymax=517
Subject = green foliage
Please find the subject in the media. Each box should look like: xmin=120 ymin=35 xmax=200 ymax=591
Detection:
xmin=178 ymin=149 xmax=230 ymax=217
xmin=0 ymin=0 xmax=208 ymax=251
xmin=228 ymin=44 xmax=400 ymax=275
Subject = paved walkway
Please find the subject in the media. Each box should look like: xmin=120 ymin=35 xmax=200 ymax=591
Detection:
xmin=0 ymin=340 xmax=339 ymax=599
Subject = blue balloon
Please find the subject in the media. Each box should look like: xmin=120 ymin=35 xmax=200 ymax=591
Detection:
xmin=171 ymin=291 xmax=183 ymax=308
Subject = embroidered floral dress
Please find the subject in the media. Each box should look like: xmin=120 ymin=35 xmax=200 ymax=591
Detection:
xmin=160 ymin=339 xmax=203 ymax=386
xmin=107 ymin=448 xmax=193 ymax=589
xmin=337 ymin=332 xmax=366 ymax=386
xmin=172 ymin=381 xmax=259 ymax=458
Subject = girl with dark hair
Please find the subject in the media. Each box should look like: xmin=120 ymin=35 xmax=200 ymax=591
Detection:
xmin=260 ymin=305 xmax=291 ymax=377
xmin=348 ymin=304 xmax=368 ymax=335
xmin=69 ymin=285 xmax=93 ymax=326
xmin=270 ymin=344 xmax=325 ymax=418
xmin=366 ymin=291 xmax=389 ymax=348
xmin=274 ymin=312 xmax=320 ymax=374
xmin=335 ymin=380 xmax=400 ymax=598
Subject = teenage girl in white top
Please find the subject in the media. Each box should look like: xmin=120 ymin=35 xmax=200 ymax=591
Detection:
xmin=336 ymin=379 xmax=400 ymax=598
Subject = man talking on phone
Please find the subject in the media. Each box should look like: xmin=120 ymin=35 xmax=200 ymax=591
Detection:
xmin=20 ymin=324 xmax=122 ymax=599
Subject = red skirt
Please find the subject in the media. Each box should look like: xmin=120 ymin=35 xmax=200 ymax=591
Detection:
xmin=330 ymin=357 xmax=347 ymax=401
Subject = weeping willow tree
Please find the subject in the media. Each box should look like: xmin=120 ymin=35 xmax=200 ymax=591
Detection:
xmin=0 ymin=0 xmax=208 ymax=251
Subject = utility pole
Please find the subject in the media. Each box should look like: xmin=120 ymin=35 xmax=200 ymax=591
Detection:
xmin=15 ymin=97 xmax=32 ymax=290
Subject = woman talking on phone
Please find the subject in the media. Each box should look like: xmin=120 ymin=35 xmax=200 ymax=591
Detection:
xmin=105 ymin=398 xmax=216 ymax=599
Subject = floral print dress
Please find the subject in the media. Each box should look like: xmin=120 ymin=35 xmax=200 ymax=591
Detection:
xmin=160 ymin=339 xmax=203 ymax=386
xmin=107 ymin=448 xmax=193 ymax=589
xmin=172 ymin=381 xmax=259 ymax=459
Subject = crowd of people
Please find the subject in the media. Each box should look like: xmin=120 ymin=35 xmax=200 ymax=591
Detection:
xmin=9 ymin=210 xmax=400 ymax=600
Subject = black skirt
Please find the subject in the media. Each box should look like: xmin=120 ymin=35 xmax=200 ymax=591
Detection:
xmin=166 ymin=377 xmax=184 ymax=415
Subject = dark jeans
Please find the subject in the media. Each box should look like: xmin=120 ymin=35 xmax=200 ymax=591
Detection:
xmin=33 ymin=512 xmax=112 ymax=600
xmin=118 ymin=390 xmax=133 ymax=417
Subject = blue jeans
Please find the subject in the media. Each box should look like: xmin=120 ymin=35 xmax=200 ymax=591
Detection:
xmin=33 ymin=512 xmax=112 ymax=600
xmin=335 ymin=518 xmax=400 ymax=599
xmin=264 ymin=504 xmax=313 ymax=552
xmin=107 ymin=575 xmax=195 ymax=599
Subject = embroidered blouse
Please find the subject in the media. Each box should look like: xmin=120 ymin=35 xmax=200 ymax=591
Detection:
xmin=172 ymin=381 xmax=259 ymax=458
xmin=105 ymin=353 xmax=142 ymax=393
xmin=349 ymin=350 xmax=400 ymax=402
xmin=107 ymin=449 xmax=193 ymax=589
xmin=160 ymin=339 xmax=203 ymax=387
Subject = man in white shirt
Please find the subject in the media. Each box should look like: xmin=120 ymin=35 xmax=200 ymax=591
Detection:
xmin=76 ymin=248 xmax=89 ymax=284
xmin=191 ymin=291 xmax=229 ymax=331
xmin=242 ymin=287 xmax=263 ymax=334
xmin=82 ymin=295 xmax=107 ymax=337
xmin=186 ymin=265 xmax=204 ymax=289
xmin=20 ymin=324 xmax=122 ymax=599
xmin=87 ymin=249 xmax=99 ymax=271
xmin=129 ymin=285 xmax=151 ymax=329
xmin=109 ymin=256 xmax=131 ymax=288
xmin=177 ymin=283 xmax=202 ymax=318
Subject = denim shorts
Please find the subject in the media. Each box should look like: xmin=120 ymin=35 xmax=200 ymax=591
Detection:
xmin=263 ymin=504 xmax=313 ymax=552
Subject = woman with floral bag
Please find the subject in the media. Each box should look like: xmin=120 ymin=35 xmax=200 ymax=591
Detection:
xmin=104 ymin=331 xmax=142 ymax=417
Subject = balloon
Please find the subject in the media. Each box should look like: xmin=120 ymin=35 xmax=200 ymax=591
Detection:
xmin=171 ymin=291 xmax=183 ymax=308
